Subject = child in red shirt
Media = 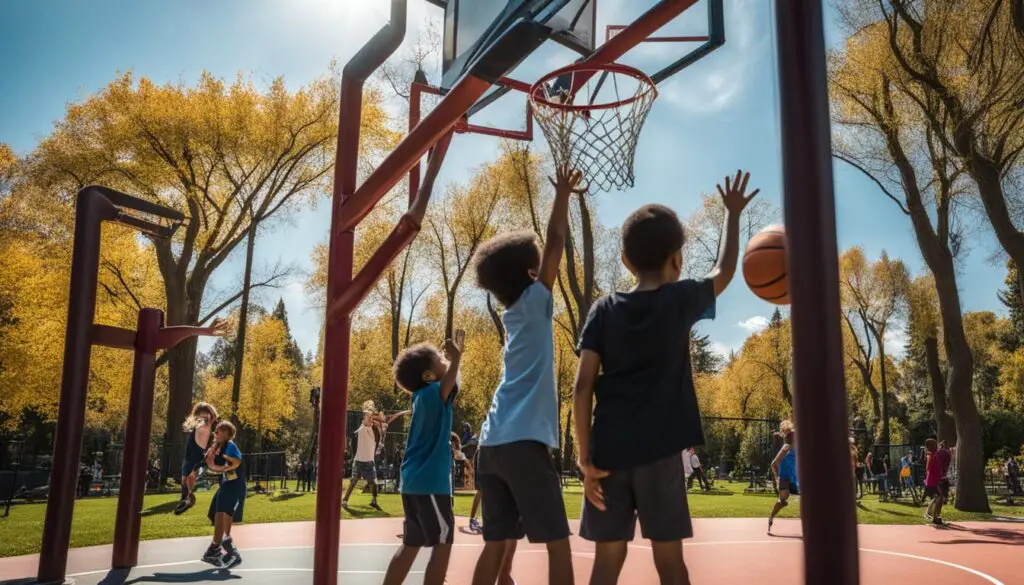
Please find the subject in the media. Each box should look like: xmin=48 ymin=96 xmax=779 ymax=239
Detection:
xmin=923 ymin=439 xmax=949 ymax=526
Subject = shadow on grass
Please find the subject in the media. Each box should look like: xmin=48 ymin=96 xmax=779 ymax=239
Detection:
xmin=141 ymin=501 xmax=184 ymax=517
xmin=874 ymin=508 xmax=914 ymax=518
xmin=269 ymin=492 xmax=305 ymax=503
xmin=690 ymin=490 xmax=735 ymax=497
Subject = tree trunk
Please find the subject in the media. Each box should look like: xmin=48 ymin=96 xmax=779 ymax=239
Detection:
xmin=924 ymin=336 xmax=956 ymax=446
xmin=562 ymin=407 xmax=574 ymax=471
xmin=161 ymin=275 xmax=207 ymax=481
xmin=878 ymin=338 xmax=890 ymax=447
xmin=231 ymin=229 xmax=257 ymax=421
xmin=932 ymin=263 xmax=989 ymax=512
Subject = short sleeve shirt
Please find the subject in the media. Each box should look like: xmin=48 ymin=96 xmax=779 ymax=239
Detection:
xmin=218 ymin=441 xmax=245 ymax=484
xmin=578 ymin=278 xmax=716 ymax=471
xmin=354 ymin=425 xmax=376 ymax=463
xmin=479 ymin=281 xmax=559 ymax=449
xmin=401 ymin=381 xmax=457 ymax=495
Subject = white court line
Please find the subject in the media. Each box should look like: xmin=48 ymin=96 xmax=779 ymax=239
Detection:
xmin=69 ymin=541 xmax=1005 ymax=584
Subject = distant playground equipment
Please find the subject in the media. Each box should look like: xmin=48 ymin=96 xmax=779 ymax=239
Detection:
xmin=23 ymin=1 xmax=855 ymax=584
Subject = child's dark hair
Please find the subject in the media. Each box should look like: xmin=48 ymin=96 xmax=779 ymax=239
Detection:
xmin=215 ymin=420 xmax=237 ymax=440
xmin=394 ymin=343 xmax=442 ymax=392
xmin=621 ymin=204 xmax=685 ymax=272
xmin=471 ymin=230 xmax=541 ymax=307
xmin=925 ymin=438 xmax=938 ymax=452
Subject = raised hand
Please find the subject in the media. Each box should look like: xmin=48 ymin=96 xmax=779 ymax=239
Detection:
xmin=717 ymin=170 xmax=760 ymax=213
xmin=549 ymin=164 xmax=589 ymax=197
xmin=207 ymin=318 xmax=232 ymax=337
xmin=445 ymin=329 xmax=465 ymax=360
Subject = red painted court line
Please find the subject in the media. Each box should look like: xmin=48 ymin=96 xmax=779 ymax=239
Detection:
xmin=1 ymin=518 xmax=1021 ymax=584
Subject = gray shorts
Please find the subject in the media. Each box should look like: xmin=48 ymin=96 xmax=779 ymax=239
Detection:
xmin=580 ymin=452 xmax=692 ymax=542
xmin=477 ymin=441 xmax=570 ymax=543
xmin=352 ymin=460 xmax=376 ymax=482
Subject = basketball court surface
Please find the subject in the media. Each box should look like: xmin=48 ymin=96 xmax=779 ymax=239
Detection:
xmin=3 ymin=517 xmax=1021 ymax=584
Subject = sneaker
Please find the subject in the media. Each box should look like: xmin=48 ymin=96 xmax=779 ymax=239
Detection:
xmin=222 ymin=536 xmax=236 ymax=555
xmin=221 ymin=551 xmax=243 ymax=569
xmin=173 ymin=499 xmax=190 ymax=516
xmin=201 ymin=544 xmax=223 ymax=567
xmin=188 ymin=492 xmax=196 ymax=508
xmin=369 ymin=501 xmax=383 ymax=512
xmin=768 ymin=517 xmax=774 ymax=534
xmin=341 ymin=500 xmax=350 ymax=510
xmin=469 ymin=518 xmax=482 ymax=534
xmin=932 ymin=517 xmax=944 ymax=526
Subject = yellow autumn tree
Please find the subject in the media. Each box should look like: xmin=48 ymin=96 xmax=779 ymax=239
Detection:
xmin=205 ymin=314 xmax=295 ymax=448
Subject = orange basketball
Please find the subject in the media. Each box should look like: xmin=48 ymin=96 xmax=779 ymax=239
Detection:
xmin=743 ymin=225 xmax=789 ymax=305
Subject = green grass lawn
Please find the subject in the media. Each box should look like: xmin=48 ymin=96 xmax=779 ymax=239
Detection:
xmin=1 ymin=480 xmax=1021 ymax=558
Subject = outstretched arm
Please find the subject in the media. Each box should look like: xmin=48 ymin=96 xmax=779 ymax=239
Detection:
xmin=538 ymin=166 xmax=587 ymax=291
xmin=706 ymin=170 xmax=759 ymax=296
xmin=385 ymin=410 xmax=411 ymax=425
xmin=440 ymin=330 xmax=465 ymax=403
xmin=156 ymin=318 xmax=231 ymax=350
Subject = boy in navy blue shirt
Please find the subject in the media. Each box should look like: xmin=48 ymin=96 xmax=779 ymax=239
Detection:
xmin=574 ymin=171 xmax=759 ymax=584
xmin=382 ymin=329 xmax=464 ymax=585
xmin=203 ymin=420 xmax=246 ymax=569
xmin=469 ymin=165 xmax=586 ymax=585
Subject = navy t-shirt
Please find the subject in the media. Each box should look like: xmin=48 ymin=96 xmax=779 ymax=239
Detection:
xmin=578 ymin=278 xmax=716 ymax=471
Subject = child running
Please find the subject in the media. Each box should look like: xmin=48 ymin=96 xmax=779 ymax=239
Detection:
xmin=382 ymin=330 xmax=464 ymax=585
xmin=202 ymin=421 xmax=245 ymax=568
xmin=470 ymin=165 xmax=587 ymax=585
xmin=768 ymin=429 xmax=798 ymax=534
xmin=574 ymin=170 xmax=758 ymax=585
xmin=175 ymin=402 xmax=219 ymax=515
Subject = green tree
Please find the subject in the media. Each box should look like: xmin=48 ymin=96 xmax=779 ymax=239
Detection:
xmin=998 ymin=261 xmax=1024 ymax=351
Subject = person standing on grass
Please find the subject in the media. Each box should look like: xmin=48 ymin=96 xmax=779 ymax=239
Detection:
xmin=202 ymin=421 xmax=245 ymax=569
xmin=687 ymin=449 xmax=710 ymax=492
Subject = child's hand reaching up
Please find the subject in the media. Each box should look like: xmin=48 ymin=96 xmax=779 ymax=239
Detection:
xmin=445 ymin=329 xmax=465 ymax=360
xmin=717 ymin=169 xmax=760 ymax=213
xmin=549 ymin=165 xmax=589 ymax=197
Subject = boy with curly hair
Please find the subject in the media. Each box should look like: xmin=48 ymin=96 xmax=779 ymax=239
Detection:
xmin=470 ymin=166 xmax=587 ymax=585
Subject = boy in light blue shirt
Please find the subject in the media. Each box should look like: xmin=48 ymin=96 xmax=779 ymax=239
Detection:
xmin=469 ymin=166 xmax=586 ymax=585
xmin=382 ymin=330 xmax=464 ymax=585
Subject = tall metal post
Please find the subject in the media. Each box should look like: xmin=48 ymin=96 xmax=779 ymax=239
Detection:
xmin=111 ymin=308 xmax=162 ymax=569
xmin=775 ymin=1 xmax=859 ymax=583
xmin=37 ymin=191 xmax=118 ymax=583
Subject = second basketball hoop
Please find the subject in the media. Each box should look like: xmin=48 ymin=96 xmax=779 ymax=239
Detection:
xmin=529 ymin=62 xmax=658 ymax=193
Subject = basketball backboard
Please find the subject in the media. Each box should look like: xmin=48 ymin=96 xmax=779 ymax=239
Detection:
xmin=442 ymin=0 xmax=596 ymax=91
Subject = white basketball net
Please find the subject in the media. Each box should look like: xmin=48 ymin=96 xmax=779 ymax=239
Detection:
xmin=530 ymin=63 xmax=658 ymax=193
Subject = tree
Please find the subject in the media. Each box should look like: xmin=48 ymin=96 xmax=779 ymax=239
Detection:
xmin=830 ymin=21 xmax=990 ymax=510
xmin=204 ymin=314 xmax=296 ymax=450
xmin=26 ymin=70 xmax=396 ymax=469
xmin=0 ymin=143 xmax=15 ymax=197
xmin=904 ymin=274 xmax=957 ymax=445
xmin=690 ymin=332 xmax=724 ymax=375
xmin=839 ymin=247 xmax=910 ymax=444
xmin=998 ymin=260 xmax=1024 ymax=351
xmin=861 ymin=1 xmax=1024 ymax=280
xmin=741 ymin=309 xmax=793 ymax=408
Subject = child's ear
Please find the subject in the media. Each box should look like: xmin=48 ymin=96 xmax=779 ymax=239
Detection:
xmin=671 ymin=249 xmax=683 ymax=273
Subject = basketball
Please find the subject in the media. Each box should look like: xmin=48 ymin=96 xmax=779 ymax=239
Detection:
xmin=743 ymin=224 xmax=789 ymax=304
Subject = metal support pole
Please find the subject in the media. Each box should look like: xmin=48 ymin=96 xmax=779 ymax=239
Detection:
xmin=112 ymin=308 xmax=162 ymax=569
xmin=38 ymin=189 xmax=118 ymax=583
xmin=775 ymin=1 xmax=859 ymax=583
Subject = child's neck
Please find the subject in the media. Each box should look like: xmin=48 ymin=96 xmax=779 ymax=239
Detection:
xmin=633 ymin=273 xmax=672 ymax=291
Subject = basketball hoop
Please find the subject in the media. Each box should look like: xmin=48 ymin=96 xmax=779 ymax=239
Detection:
xmin=530 ymin=62 xmax=658 ymax=193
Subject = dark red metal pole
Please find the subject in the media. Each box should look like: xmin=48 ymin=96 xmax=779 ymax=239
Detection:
xmin=38 ymin=189 xmax=118 ymax=584
xmin=314 ymin=1 xmax=407 ymax=583
xmin=112 ymin=308 xmax=162 ymax=569
xmin=775 ymin=1 xmax=859 ymax=584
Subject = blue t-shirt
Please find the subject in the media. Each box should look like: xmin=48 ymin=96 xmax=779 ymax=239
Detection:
xmin=479 ymin=281 xmax=559 ymax=449
xmin=778 ymin=446 xmax=797 ymax=483
xmin=217 ymin=441 xmax=245 ymax=484
xmin=401 ymin=381 xmax=456 ymax=495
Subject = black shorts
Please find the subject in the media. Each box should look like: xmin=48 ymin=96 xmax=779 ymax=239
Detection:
xmin=181 ymin=456 xmax=204 ymax=478
xmin=401 ymin=494 xmax=454 ymax=548
xmin=925 ymin=480 xmax=950 ymax=499
xmin=352 ymin=461 xmax=376 ymax=482
xmin=581 ymin=452 xmax=692 ymax=543
xmin=208 ymin=480 xmax=246 ymax=524
xmin=779 ymin=477 xmax=799 ymax=497
xmin=477 ymin=441 xmax=570 ymax=543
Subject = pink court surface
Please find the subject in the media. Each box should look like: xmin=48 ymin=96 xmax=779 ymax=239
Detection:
xmin=2 ymin=517 xmax=1022 ymax=584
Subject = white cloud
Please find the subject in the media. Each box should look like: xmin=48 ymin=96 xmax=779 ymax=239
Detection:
xmin=737 ymin=315 xmax=769 ymax=333
xmin=884 ymin=323 xmax=908 ymax=359
xmin=710 ymin=341 xmax=732 ymax=360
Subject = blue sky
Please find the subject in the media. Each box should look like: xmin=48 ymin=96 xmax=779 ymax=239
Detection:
xmin=0 ymin=0 xmax=1009 ymax=360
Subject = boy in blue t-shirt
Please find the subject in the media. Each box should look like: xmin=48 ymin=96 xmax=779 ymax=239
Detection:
xmin=469 ymin=165 xmax=587 ymax=585
xmin=382 ymin=329 xmax=465 ymax=585
xmin=574 ymin=171 xmax=759 ymax=584
xmin=202 ymin=420 xmax=246 ymax=569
